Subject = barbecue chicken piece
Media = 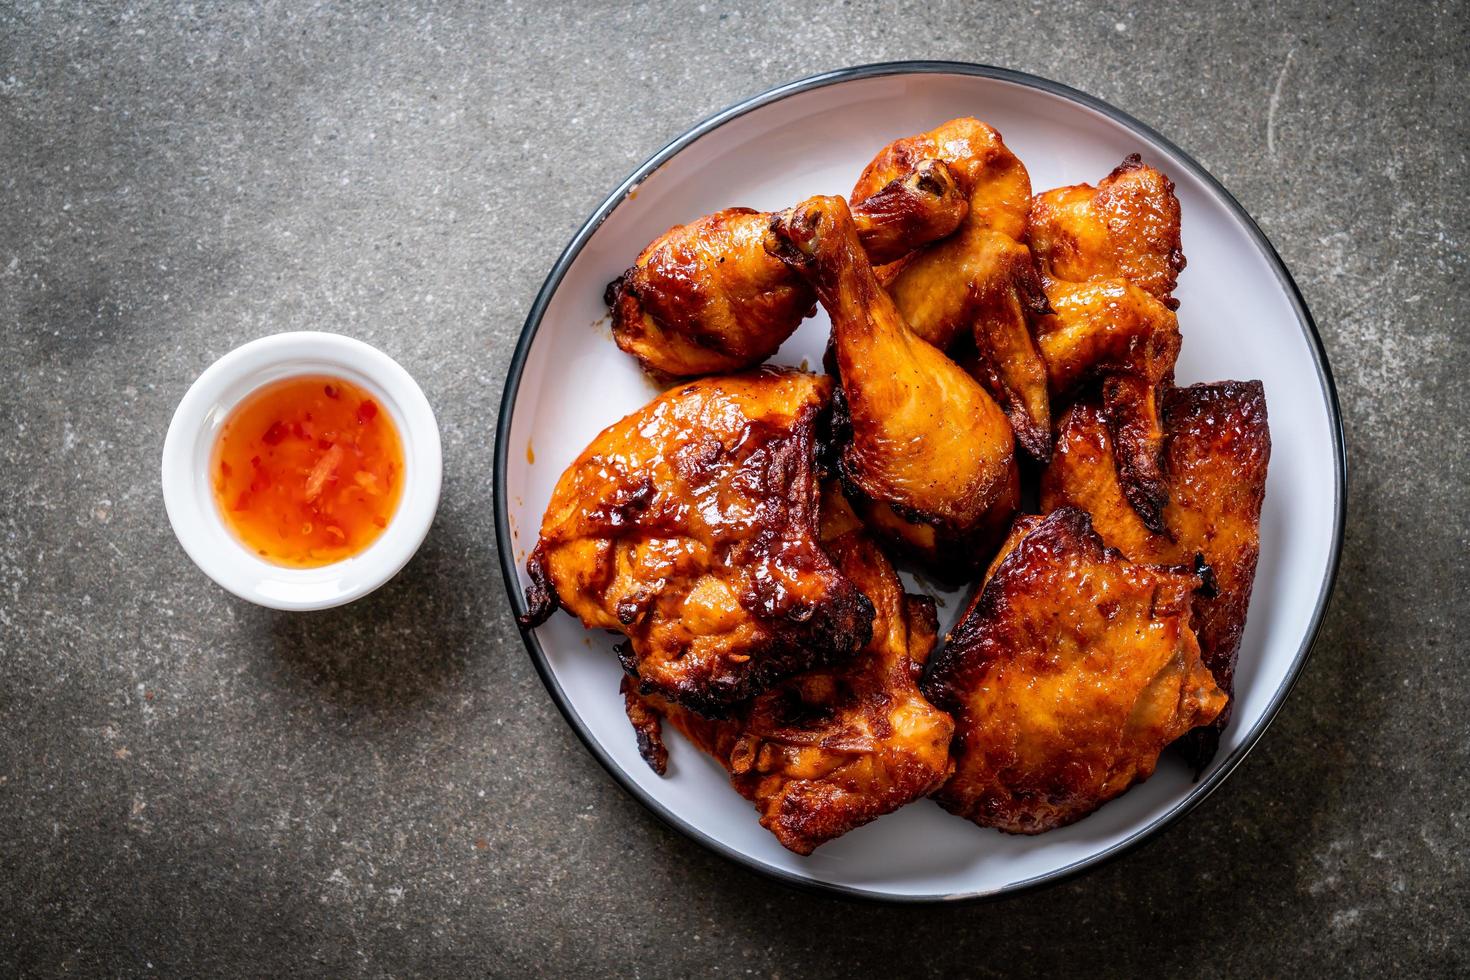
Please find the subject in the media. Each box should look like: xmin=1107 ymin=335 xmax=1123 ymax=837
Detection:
xmin=1041 ymin=381 xmax=1270 ymax=771
xmin=518 ymin=368 xmax=874 ymax=716
xmin=607 ymin=159 xmax=969 ymax=378
xmin=1029 ymin=153 xmax=1185 ymax=305
xmin=766 ymin=194 xmax=1019 ymax=575
xmin=623 ymin=485 xmax=954 ymax=855
xmin=852 ymin=117 xmax=1052 ymax=460
xmin=1036 ymin=278 xmax=1180 ymax=527
xmin=1028 ymin=155 xmax=1187 ymax=532
xmin=922 ymin=507 xmax=1227 ymax=834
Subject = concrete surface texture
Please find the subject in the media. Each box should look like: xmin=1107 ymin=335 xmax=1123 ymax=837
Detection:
xmin=2 ymin=1 xmax=1466 ymax=976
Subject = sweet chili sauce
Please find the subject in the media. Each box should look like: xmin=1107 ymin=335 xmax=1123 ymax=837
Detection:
xmin=211 ymin=375 xmax=403 ymax=567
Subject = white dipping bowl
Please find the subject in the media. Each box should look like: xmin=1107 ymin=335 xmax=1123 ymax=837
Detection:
xmin=162 ymin=332 xmax=442 ymax=611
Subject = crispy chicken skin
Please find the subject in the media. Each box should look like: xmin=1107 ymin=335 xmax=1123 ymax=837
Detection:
xmin=1028 ymin=156 xmax=1187 ymax=532
xmin=852 ymin=118 xmax=1052 ymax=460
xmin=766 ymin=194 xmax=1019 ymax=574
xmin=624 ymin=486 xmax=955 ymax=855
xmin=607 ymin=160 xmax=969 ymax=378
xmin=922 ymin=507 xmax=1227 ymax=833
xmin=1041 ymin=382 xmax=1271 ymax=770
xmin=518 ymin=368 xmax=875 ymax=716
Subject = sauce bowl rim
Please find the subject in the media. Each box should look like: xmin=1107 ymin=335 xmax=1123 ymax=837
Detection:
xmin=162 ymin=331 xmax=442 ymax=611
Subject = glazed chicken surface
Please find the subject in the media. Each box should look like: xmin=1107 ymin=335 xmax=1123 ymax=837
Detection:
xmin=766 ymin=194 xmax=1019 ymax=575
xmin=518 ymin=368 xmax=875 ymax=716
xmin=607 ymin=159 xmax=969 ymax=378
xmin=623 ymin=486 xmax=955 ymax=855
xmin=922 ymin=507 xmax=1227 ymax=834
xmin=852 ymin=118 xmax=1052 ymax=460
xmin=1029 ymin=154 xmax=1185 ymax=305
xmin=1028 ymin=155 xmax=1187 ymax=532
xmin=1041 ymin=381 xmax=1271 ymax=770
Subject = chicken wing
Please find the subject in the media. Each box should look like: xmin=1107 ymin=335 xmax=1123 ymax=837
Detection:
xmin=852 ymin=118 xmax=1052 ymax=459
xmin=1029 ymin=153 xmax=1185 ymax=306
xmin=518 ymin=368 xmax=875 ymax=716
xmin=1041 ymin=381 xmax=1271 ymax=770
xmin=1037 ymin=278 xmax=1181 ymax=526
xmin=922 ymin=507 xmax=1226 ymax=833
xmin=624 ymin=485 xmax=954 ymax=854
xmin=1028 ymin=155 xmax=1186 ymax=531
xmin=607 ymin=159 xmax=969 ymax=378
xmin=766 ymin=194 xmax=1019 ymax=575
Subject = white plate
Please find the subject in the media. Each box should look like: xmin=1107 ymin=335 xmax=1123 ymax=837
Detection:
xmin=495 ymin=63 xmax=1345 ymax=902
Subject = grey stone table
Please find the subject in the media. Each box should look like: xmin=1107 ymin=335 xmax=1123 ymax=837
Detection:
xmin=2 ymin=2 xmax=1465 ymax=975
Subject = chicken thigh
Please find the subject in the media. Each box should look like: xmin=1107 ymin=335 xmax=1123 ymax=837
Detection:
xmin=1041 ymin=381 xmax=1270 ymax=770
xmin=519 ymin=368 xmax=874 ymax=716
xmin=922 ymin=507 xmax=1226 ymax=833
xmin=623 ymin=486 xmax=954 ymax=854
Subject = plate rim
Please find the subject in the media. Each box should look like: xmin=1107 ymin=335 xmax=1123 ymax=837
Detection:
xmin=493 ymin=60 xmax=1348 ymax=904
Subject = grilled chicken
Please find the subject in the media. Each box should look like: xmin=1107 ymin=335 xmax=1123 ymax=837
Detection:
xmin=624 ymin=485 xmax=954 ymax=854
xmin=766 ymin=194 xmax=1019 ymax=575
xmin=1029 ymin=153 xmax=1185 ymax=305
xmin=923 ymin=507 xmax=1226 ymax=833
xmin=1029 ymin=155 xmax=1186 ymax=531
xmin=1042 ymin=381 xmax=1270 ymax=770
xmin=518 ymin=368 xmax=874 ymax=716
xmin=852 ymin=118 xmax=1052 ymax=460
xmin=607 ymin=160 xmax=969 ymax=378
